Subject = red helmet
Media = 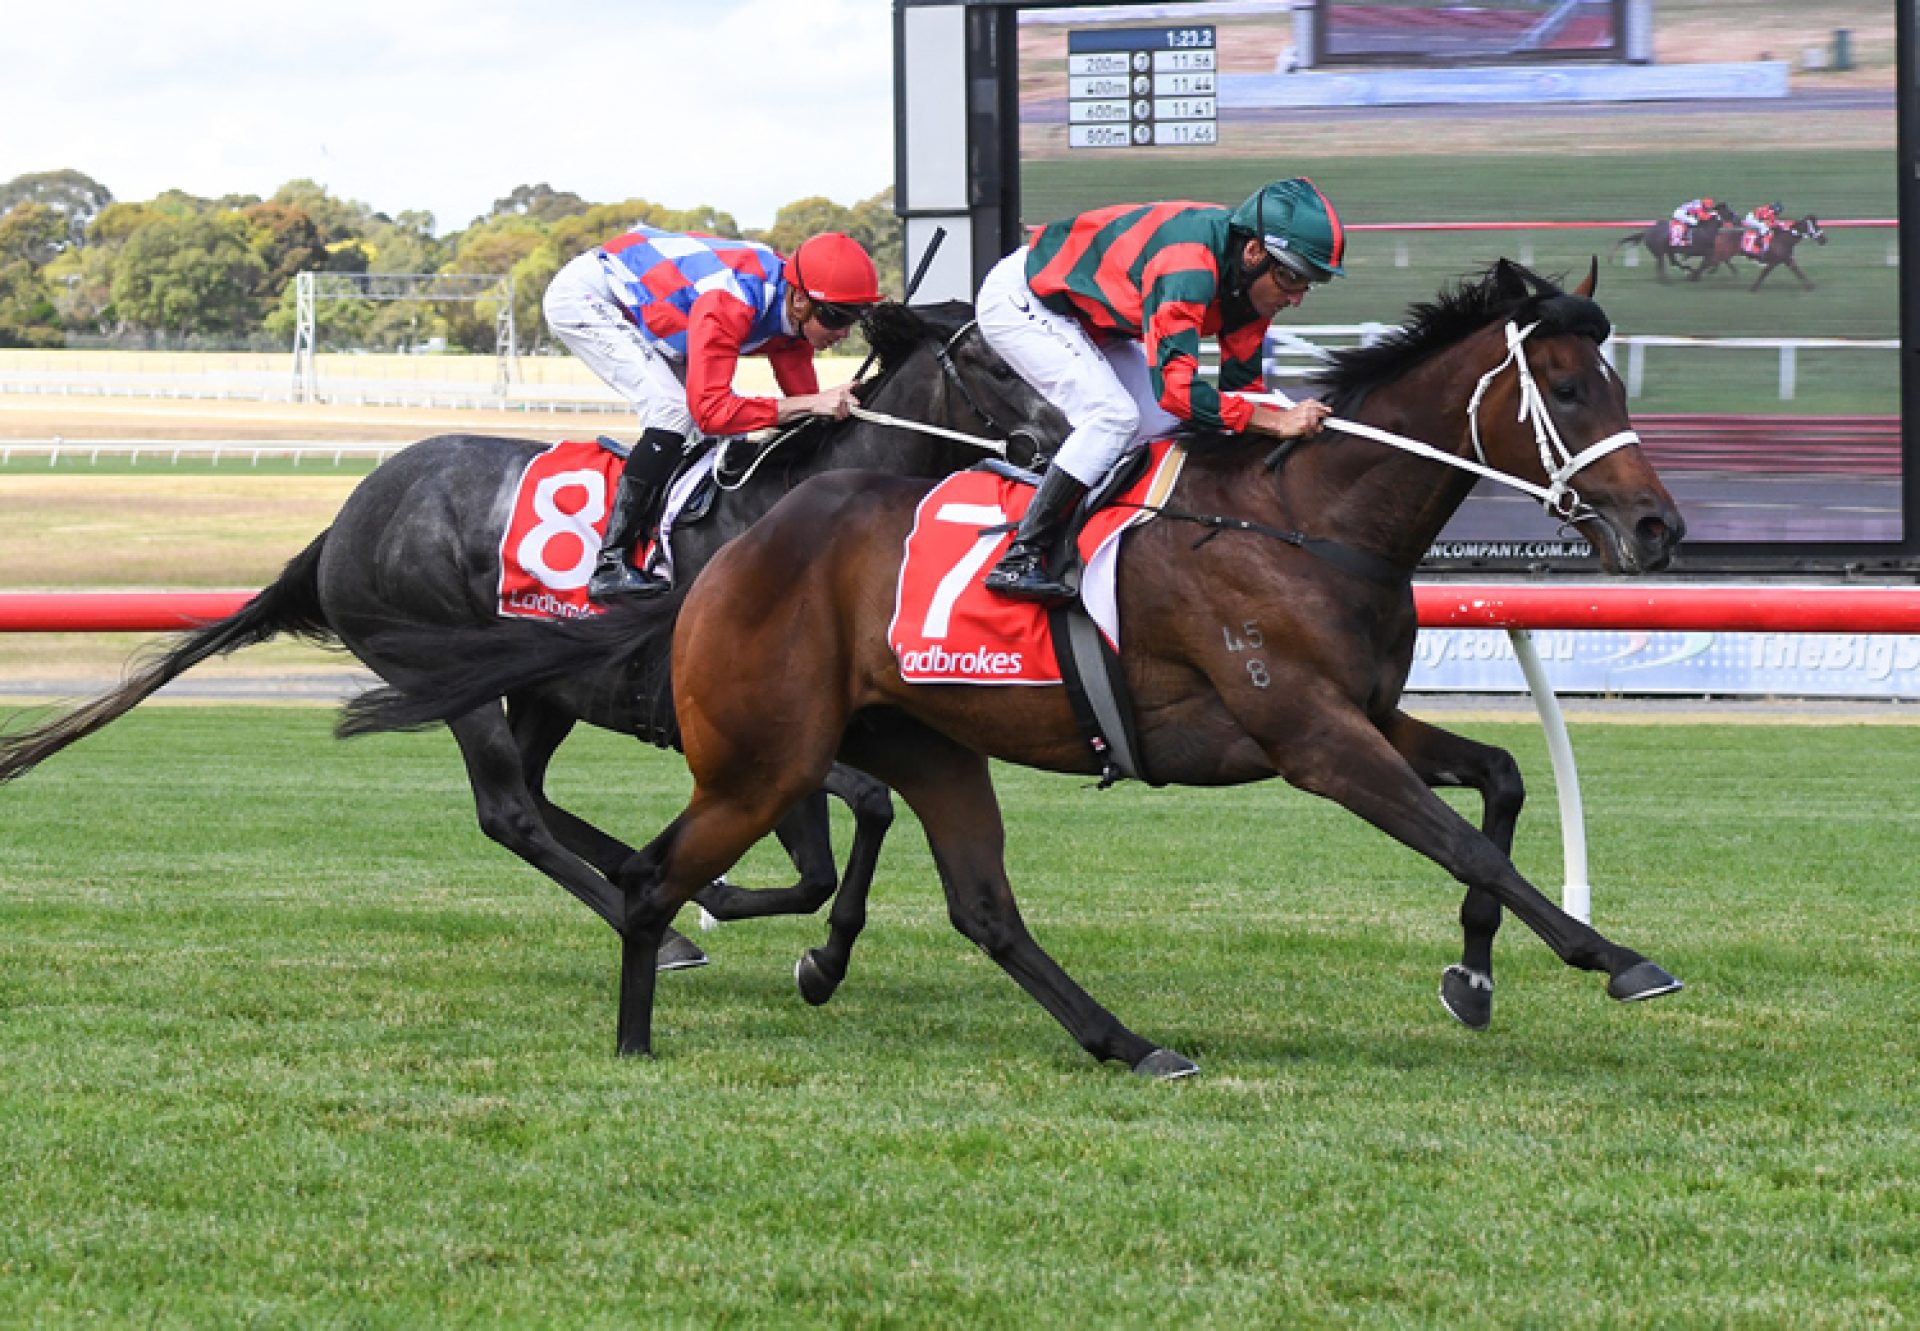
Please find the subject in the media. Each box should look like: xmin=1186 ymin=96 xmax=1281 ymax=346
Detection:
xmin=790 ymin=232 xmax=881 ymax=306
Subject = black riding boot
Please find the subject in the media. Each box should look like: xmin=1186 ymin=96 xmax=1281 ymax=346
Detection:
xmin=588 ymin=429 xmax=683 ymax=600
xmin=983 ymin=465 xmax=1089 ymax=604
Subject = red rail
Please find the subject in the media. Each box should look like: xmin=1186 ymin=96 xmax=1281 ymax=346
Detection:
xmin=1347 ymin=219 xmax=1896 ymax=231
xmin=9 ymin=585 xmax=1920 ymax=636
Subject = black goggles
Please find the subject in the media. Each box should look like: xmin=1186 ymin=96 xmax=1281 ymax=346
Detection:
xmin=810 ymin=301 xmax=866 ymax=332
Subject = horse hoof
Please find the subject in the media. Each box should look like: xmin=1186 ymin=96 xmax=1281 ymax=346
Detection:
xmin=1439 ymin=964 xmax=1493 ymax=1031
xmin=655 ymin=932 xmax=710 ymax=973
xmin=1131 ymin=1048 xmax=1199 ymax=1080
xmin=1607 ymin=959 xmax=1683 ymax=1003
xmin=794 ymin=950 xmax=840 ymax=1006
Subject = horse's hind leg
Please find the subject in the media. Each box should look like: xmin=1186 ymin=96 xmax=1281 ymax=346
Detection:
xmin=690 ymin=761 xmax=894 ymax=1003
xmin=692 ymin=791 xmax=838 ymax=920
xmin=842 ymin=715 xmax=1187 ymax=1078
xmin=614 ymin=781 xmax=821 ymax=1056
xmin=1381 ymin=710 xmax=1523 ymax=1031
xmin=448 ymin=701 xmax=702 ymax=969
xmin=793 ymin=764 xmax=894 ymax=1006
xmin=504 ymin=698 xmax=707 ymax=970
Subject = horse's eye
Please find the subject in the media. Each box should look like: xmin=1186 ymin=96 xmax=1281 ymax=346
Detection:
xmin=1551 ymin=380 xmax=1579 ymax=404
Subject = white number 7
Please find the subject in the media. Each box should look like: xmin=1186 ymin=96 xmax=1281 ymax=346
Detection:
xmin=922 ymin=502 xmax=1009 ymax=639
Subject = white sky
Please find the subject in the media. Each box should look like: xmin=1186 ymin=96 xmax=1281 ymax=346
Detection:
xmin=3 ymin=0 xmax=896 ymax=234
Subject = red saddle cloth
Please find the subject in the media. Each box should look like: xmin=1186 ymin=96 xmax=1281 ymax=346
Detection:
xmin=1740 ymin=229 xmax=1771 ymax=258
xmin=888 ymin=441 xmax=1185 ymax=686
xmin=496 ymin=440 xmax=626 ymax=620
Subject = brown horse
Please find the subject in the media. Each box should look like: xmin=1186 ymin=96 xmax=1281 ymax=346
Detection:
xmin=371 ymin=260 xmax=1687 ymax=1074
xmin=1616 ymin=203 xmax=1738 ymax=281
xmin=1697 ymin=216 xmax=1827 ymax=289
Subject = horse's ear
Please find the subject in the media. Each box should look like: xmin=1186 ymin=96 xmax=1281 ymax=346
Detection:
xmin=1574 ymin=256 xmax=1599 ymax=298
xmin=1491 ymin=258 xmax=1530 ymax=300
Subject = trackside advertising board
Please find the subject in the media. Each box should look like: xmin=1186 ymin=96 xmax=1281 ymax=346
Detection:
xmin=1412 ymin=628 xmax=1920 ymax=698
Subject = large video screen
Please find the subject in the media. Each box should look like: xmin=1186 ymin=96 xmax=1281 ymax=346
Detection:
xmin=1014 ymin=0 xmax=1905 ymax=574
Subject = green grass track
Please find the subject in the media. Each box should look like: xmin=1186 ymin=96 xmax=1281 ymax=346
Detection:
xmin=1 ymin=709 xmax=1915 ymax=1324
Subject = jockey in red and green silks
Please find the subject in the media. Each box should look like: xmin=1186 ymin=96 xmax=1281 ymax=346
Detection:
xmin=973 ymin=177 xmax=1346 ymax=603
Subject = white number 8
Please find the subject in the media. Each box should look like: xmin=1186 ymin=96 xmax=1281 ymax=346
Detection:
xmin=516 ymin=468 xmax=608 ymax=591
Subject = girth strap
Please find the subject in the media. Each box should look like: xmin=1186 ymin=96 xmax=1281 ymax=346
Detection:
xmin=1047 ymin=603 xmax=1156 ymax=788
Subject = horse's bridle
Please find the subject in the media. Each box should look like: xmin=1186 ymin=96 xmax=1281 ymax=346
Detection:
xmin=1463 ymin=320 xmax=1641 ymax=521
xmin=930 ymin=320 xmax=1005 ymax=437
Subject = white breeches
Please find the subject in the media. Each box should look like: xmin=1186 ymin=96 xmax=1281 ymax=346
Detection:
xmin=543 ymin=253 xmax=694 ymax=437
xmin=976 ymin=248 xmax=1180 ymax=487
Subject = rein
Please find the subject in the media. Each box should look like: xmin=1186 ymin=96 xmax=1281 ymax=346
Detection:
xmin=1115 ymin=499 xmax=1409 ymax=583
xmin=716 ymin=320 xmax=1013 ymax=490
xmin=1251 ymin=319 xmax=1638 ymax=524
xmin=1100 ymin=318 xmax=1640 ymax=578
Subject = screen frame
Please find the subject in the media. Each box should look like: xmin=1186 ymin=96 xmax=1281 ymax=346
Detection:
xmin=897 ymin=0 xmax=1920 ymax=578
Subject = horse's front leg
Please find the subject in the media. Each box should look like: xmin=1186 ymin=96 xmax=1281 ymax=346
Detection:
xmin=1788 ymin=257 xmax=1815 ymax=289
xmin=1274 ymin=710 xmax=1681 ymax=1007
xmin=1379 ymin=710 xmax=1523 ymax=1031
xmin=1752 ymin=263 xmax=1775 ymax=291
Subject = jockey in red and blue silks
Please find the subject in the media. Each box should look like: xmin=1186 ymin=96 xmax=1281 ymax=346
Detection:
xmin=544 ymin=227 xmax=881 ymax=598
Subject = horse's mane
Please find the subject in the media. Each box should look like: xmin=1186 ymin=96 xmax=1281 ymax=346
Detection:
xmin=864 ymin=300 xmax=973 ymax=376
xmin=1309 ymin=261 xmax=1610 ymax=415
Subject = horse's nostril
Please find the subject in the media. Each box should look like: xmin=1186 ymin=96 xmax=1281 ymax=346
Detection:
xmin=1637 ymin=514 xmax=1677 ymax=550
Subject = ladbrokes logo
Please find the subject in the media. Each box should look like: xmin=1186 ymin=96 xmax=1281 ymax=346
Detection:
xmin=899 ymin=644 xmax=1025 ymax=677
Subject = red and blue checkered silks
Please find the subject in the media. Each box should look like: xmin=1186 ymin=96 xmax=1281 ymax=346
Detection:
xmin=595 ymin=226 xmax=796 ymax=358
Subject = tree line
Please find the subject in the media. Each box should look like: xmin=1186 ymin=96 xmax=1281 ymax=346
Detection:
xmin=0 ymin=170 xmax=903 ymax=354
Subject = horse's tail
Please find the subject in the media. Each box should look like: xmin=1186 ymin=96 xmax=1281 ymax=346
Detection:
xmin=334 ymin=590 xmax=687 ymax=738
xmin=0 ymin=532 xmax=336 ymax=784
xmin=1614 ymin=231 xmax=1645 ymax=253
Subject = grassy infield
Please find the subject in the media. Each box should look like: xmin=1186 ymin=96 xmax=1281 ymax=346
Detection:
xmin=1 ymin=712 xmax=1917 ymax=1324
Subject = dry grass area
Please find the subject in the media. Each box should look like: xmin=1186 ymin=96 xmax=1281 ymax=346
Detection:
xmin=0 ymin=398 xmax=600 ymax=692
xmin=0 ymin=394 xmax=629 ymax=444
xmin=0 ymin=363 xmax=865 ymax=694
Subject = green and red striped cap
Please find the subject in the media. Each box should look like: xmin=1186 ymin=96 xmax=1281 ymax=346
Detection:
xmin=1229 ymin=177 xmax=1346 ymax=281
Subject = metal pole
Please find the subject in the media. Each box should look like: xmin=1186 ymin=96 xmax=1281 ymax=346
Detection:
xmin=853 ymin=226 xmax=947 ymax=383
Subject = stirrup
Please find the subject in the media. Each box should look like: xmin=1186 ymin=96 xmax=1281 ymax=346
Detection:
xmin=984 ymin=547 xmax=1074 ymax=604
xmin=588 ymin=552 xmax=671 ymax=600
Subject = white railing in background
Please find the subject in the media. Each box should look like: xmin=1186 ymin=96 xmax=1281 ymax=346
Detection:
xmin=0 ymin=368 xmax=630 ymax=414
xmin=1256 ymin=326 xmax=1899 ymax=403
xmin=0 ymin=439 xmax=407 ymax=467
xmin=0 ymin=328 xmax=1898 ymax=411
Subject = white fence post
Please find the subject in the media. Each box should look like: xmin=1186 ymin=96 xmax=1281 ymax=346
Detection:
xmin=1508 ymin=628 xmax=1591 ymax=923
xmin=1778 ymin=344 xmax=1797 ymax=401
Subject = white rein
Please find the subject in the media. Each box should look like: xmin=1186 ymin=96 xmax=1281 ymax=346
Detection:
xmin=724 ymin=319 xmax=1638 ymax=519
xmin=713 ymin=321 xmax=1008 ymax=490
xmin=1258 ymin=318 xmax=1639 ymax=522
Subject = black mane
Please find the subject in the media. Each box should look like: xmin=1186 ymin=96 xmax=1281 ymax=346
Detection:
xmin=864 ymin=300 xmax=973 ymax=376
xmin=1309 ymin=261 xmax=1610 ymax=415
